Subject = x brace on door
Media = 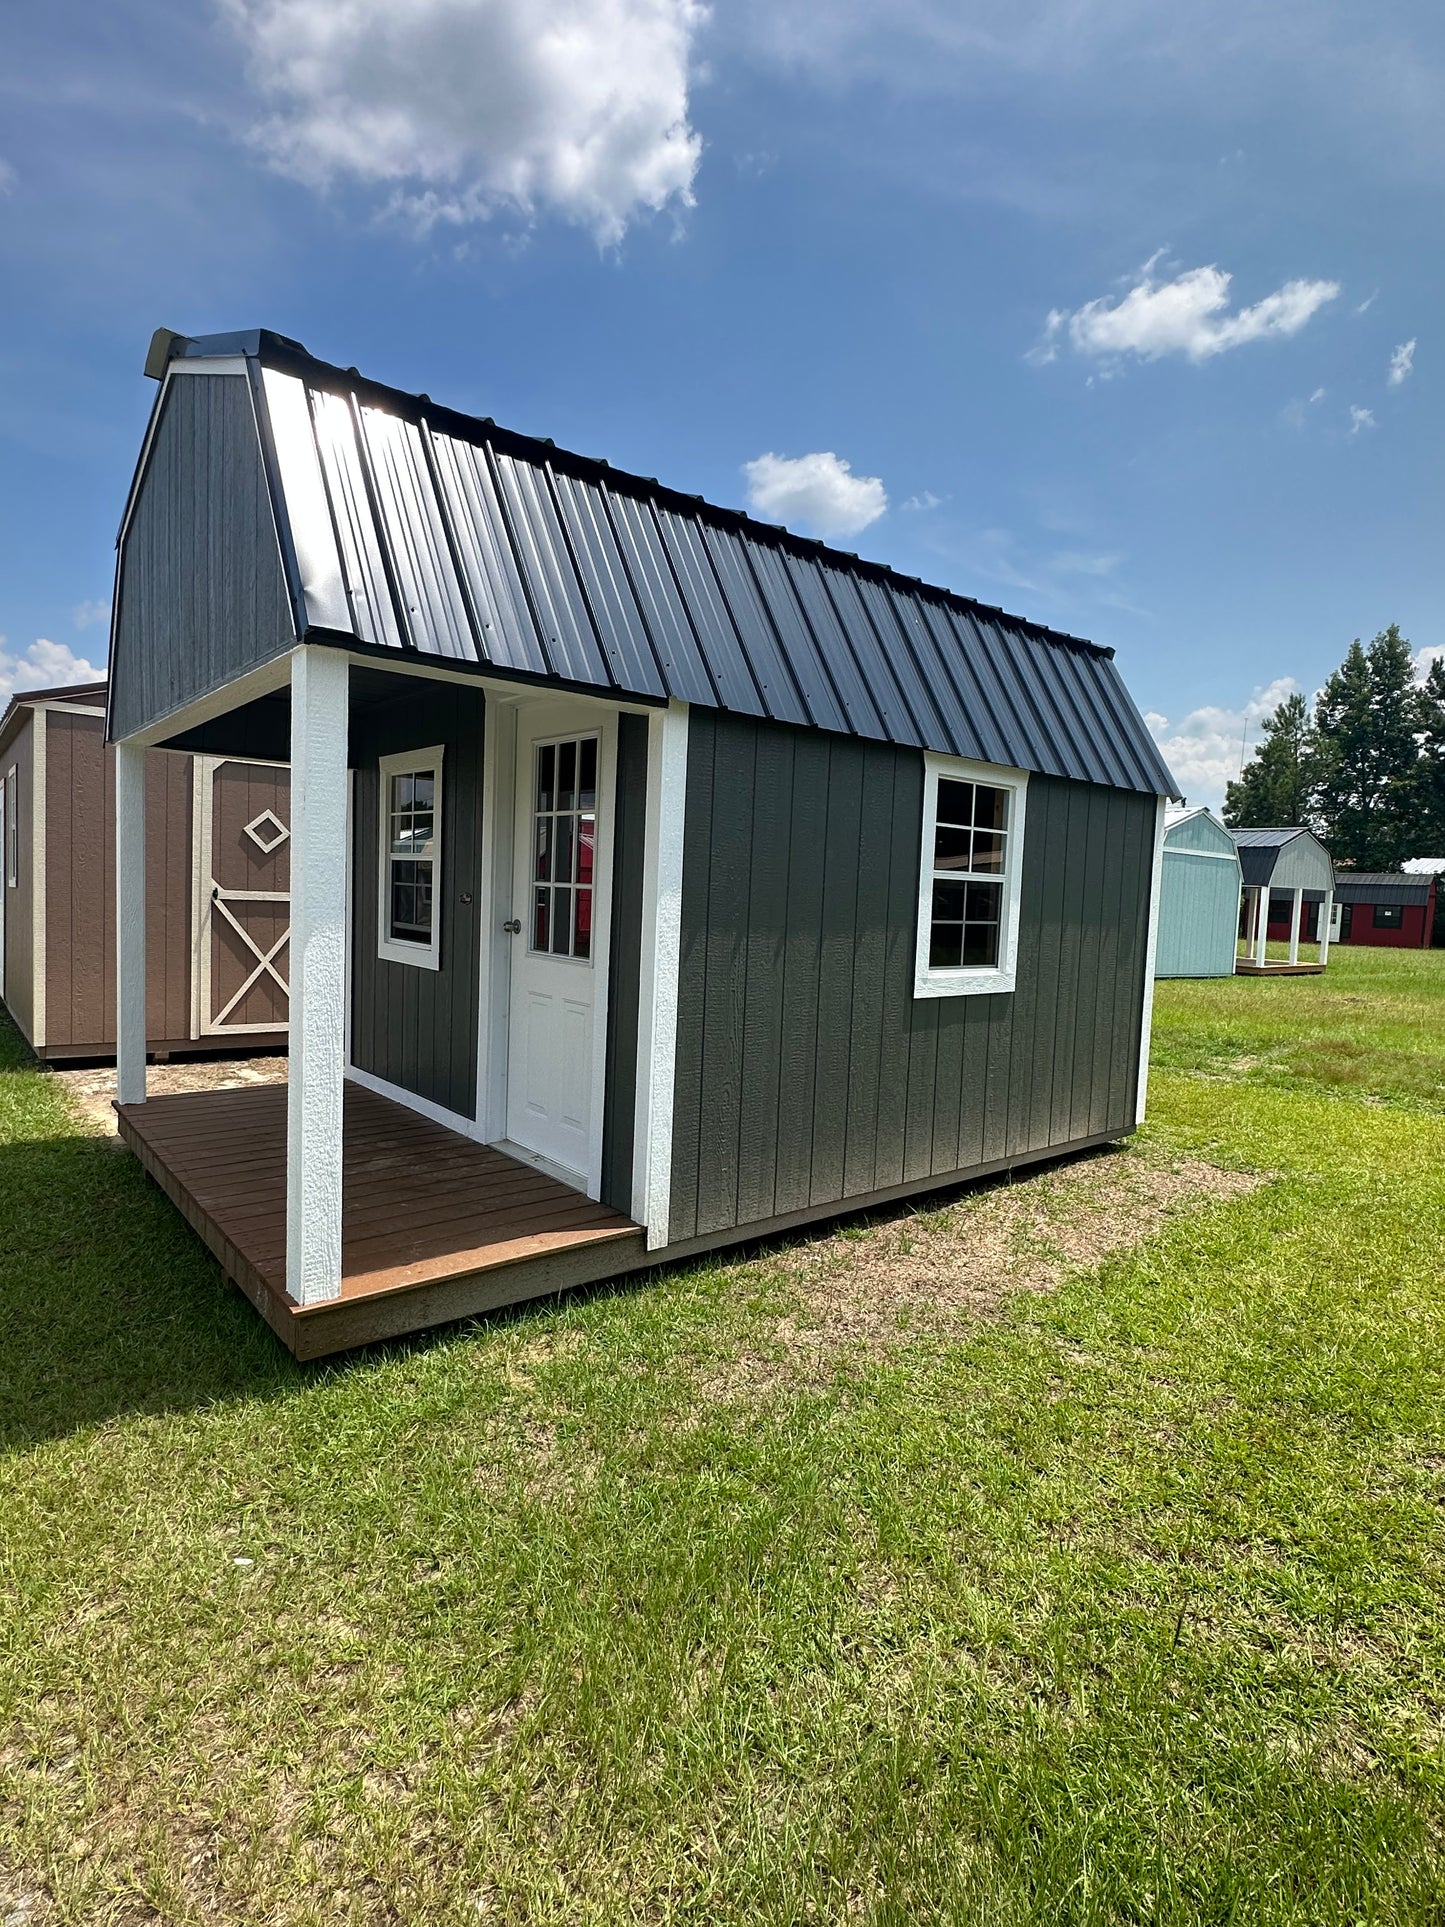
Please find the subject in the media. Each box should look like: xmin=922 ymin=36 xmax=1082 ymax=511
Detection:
xmin=208 ymin=886 xmax=290 ymax=1029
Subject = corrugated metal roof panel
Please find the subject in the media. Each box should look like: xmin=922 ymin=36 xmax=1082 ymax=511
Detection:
xmin=1334 ymin=873 xmax=1434 ymax=904
xmin=549 ymin=470 xmax=669 ymax=699
xmin=425 ymin=431 xmax=549 ymax=676
xmin=230 ymin=331 xmax=1180 ymax=795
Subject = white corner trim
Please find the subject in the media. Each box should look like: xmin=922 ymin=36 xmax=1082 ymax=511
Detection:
xmin=376 ymin=744 xmax=444 ymax=972
xmin=474 ymin=694 xmax=516 ymax=1146
xmin=345 ymin=1062 xmax=480 ymax=1139
xmin=913 ymin=752 xmax=1029 ymax=1000
xmin=31 ymin=712 xmax=47 ymax=1048
xmin=633 ymin=701 xmax=689 ymax=1246
xmin=115 ymin=741 xmax=148 ymax=1104
xmin=285 ymin=648 xmax=349 ymax=1305
xmin=1136 ymin=795 xmax=1169 ymax=1124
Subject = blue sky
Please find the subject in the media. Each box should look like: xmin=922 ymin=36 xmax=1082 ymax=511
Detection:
xmin=2 ymin=0 xmax=1440 ymax=804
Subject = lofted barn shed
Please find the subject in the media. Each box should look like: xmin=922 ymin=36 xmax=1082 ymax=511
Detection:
xmin=105 ymin=326 xmax=1180 ymax=1356
xmin=1231 ymin=827 xmax=1335 ymax=974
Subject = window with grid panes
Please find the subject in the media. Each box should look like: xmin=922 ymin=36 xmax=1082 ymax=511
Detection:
xmin=530 ymin=736 xmax=597 ymax=960
xmin=377 ymin=748 xmax=443 ymax=969
xmin=915 ymin=756 xmax=1027 ymax=996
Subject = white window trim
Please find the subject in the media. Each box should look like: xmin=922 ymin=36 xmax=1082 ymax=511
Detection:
xmin=377 ymin=745 xmax=444 ymax=972
xmin=914 ymin=753 xmax=1029 ymax=1000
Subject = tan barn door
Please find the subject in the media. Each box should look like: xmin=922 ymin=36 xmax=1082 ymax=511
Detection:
xmin=195 ymin=758 xmax=291 ymax=1037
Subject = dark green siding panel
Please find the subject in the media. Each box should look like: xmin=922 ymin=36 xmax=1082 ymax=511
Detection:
xmin=112 ymin=376 xmax=296 ymax=740
xmin=809 ymin=737 xmax=863 ymax=1205
xmin=668 ymin=708 xmax=717 ymax=1243
xmin=601 ymin=713 xmax=649 ymax=1214
xmin=669 ymin=716 xmax=1157 ymax=1239
xmin=774 ymin=732 xmax=830 ymax=1217
xmin=736 ymin=725 xmax=794 ymax=1225
xmin=349 ymin=683 xmax=484 ymax=1119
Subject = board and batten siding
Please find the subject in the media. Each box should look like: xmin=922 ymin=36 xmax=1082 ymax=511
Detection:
xmin=668 ymin=710 xmax=1156 ymax=1244
xmin=349 ymin=683 xmax=484 ymax=1119
xmin=111 ymin=373 xmax=296 ymax=742
xmin=599 ymin=711 xmax=650 ymax=1215
xmin=43 ymin=711 xmax=195 ymax=1052
xmin=1 ymin=713 xmax=36 ymax=1043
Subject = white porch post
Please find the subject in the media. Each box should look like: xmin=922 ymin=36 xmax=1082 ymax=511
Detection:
xmin=1288 ymin=887 xmax=1303 ymax=964
xmin=115 ymin=741 xmax=148 ymax=1106
xmin=1254 ymin=887 xmax=1269 ymax=966
xmin=286 ymin=647 xmax=350 ymax=1305
xmin=1319 ymin=891 xmax=1334 ymax=966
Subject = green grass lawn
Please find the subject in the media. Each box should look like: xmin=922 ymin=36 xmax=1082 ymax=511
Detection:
xmin=2 ymin=947 xmax=1444 ymax=1924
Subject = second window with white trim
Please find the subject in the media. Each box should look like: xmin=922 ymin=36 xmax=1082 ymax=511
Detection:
xmin=378 ymin=747 xmax=444 ymax=970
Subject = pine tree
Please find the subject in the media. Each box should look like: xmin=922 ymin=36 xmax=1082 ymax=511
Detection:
xmin=1313 ymin=626 xmax=1424 ymax=870
xmin=1418 ymin=655 xmax=1445 ymax=858
xmin=1223 ymin=692 xmax=1318 ymax=829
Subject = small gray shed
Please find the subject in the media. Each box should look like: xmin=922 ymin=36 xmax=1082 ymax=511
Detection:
xmin=1232 ymin=827 xmax=1335 ymax=973
xmin=1154 ymin=807 xmax=1242 ymax=978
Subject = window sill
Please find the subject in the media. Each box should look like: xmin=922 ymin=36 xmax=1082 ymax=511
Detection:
xmin=378 ymin=937 xmax=441 ymax=972
xmin=913 ymin=967 xmax=1016 ymax=1000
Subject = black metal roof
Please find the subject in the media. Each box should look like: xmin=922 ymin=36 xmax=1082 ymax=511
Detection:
xmin=1230 ymin=827 xmax=1333 ymax=888
xmin=151 ymin=328 xmax=1179 ymax=797
xmin=1333 ymin=872 xmax=1437 ymax=905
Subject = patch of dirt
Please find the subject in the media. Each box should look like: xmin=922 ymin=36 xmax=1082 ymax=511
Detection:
xmin=698 ymin=1148 xmax=1263 ymax=1397
xmin=51 ymin=1054 xmax=287 ymax=1134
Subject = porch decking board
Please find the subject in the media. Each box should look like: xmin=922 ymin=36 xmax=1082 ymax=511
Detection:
xmin=116 ymin=1082 xmax=646 ymax=1358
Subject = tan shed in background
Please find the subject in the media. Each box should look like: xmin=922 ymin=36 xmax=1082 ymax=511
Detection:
xmin=0 ymin=680 xmax=289 ymax=1062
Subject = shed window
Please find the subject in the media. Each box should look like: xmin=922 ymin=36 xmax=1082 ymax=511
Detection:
xmin=377 ymin=747 xmax=443 ymax=970
xmin=1372 ymin=902 xmax=1404 ymax=929
xmin=3 ymin=766 xmax=15 ymax=888
xmin=915 ymin=755 xmax=1028 ymax=998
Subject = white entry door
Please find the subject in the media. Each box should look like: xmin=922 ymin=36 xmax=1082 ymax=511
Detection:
xmin=505 ymin=708 xmax=613 ymax=1185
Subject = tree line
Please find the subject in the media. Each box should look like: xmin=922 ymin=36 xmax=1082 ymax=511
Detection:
xmin=1223 ymin=626 xmax=1445 ymax=871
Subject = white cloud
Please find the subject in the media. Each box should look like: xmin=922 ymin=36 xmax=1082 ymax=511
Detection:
xmin=1049 ymin=549 xmax=1121 ymax=577
xmin=1413 ymin=644 xmax=1444 ymax=682
xmin=1281 ymin=386 xmax=1327 ymax=428
xmin=222 ymin=0 xmax=706 ymax=244
xmin=1348 ymin=404 xmax=1376 ymax=436
xmin=1388 ymin=338 xmax=1416 ymax=386
xmin=742 ymin=451 xmax=887 ymax=540
xmin=72 ymin=597 xmax=112 ymax=631
xmin=1145 ymin=676 xmax=1298 ymax=810
xmin=0 ymin=636 xmax=106 ymax=711
xmin=1040 ymin=256 xmax=1340 ymax=365
xmin=901 ymin=490 xmax=944 ymax=512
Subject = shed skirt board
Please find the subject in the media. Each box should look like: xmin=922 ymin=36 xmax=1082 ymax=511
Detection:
xmin=116 ymin=1079 xmax=1131 ymax=1356
xmin=1234 ymin=960 xmax=1326 ymax=977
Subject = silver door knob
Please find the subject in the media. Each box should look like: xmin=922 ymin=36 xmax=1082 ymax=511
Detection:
xmin=503 ymin=918 xmax=522 ymax=934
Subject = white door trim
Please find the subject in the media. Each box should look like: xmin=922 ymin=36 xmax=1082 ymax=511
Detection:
xmin=31 ymin=711 xmax=47 ymax=1048
xmin=1136 ymin=794 xmax=1168 ymax=1123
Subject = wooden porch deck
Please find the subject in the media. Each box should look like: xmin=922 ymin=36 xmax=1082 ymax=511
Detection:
xmin=116 ymin=1083 xmax=646 ymax=1357
xmin=1234 ymin=960 xmax=1326 ymax=976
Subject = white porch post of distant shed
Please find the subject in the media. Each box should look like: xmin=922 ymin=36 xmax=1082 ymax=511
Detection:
xmin=285 ymin=646 xmax=350 ymax=1305
xmin=1288 ymin=887 xmax=1303 ymax=964
xmin=1254 ymin=886 xmax=1269 ymax=966
xmin=115 ymin=740 xmax=148 ymax=1106
xmin=1319 ymin=890 xmax=1334 ymax=966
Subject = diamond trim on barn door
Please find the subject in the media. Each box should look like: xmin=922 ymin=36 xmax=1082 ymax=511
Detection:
xmin=244 ymin=808 xmax=289 ymax=855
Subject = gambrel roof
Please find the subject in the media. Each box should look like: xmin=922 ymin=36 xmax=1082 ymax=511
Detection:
xmin=115 ymin=328 xmax=1179 ymax=796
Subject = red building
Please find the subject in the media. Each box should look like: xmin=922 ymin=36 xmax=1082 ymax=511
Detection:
xmin=1329 ymin=872 xmax=1439 ymax=949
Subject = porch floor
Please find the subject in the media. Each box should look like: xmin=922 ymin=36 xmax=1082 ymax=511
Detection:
xmin=1234 ymin=960 xmax=1327 ymax=976
xmin=116 ymin=1082 xmax=646 ymax=1357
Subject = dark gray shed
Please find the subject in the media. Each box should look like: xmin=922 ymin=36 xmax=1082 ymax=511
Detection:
xmin=104 ymin=326 xmax=1179 ymax=1356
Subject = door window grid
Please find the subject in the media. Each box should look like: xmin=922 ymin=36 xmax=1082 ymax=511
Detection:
xmin=531 ymin=736 xmax=597 ymax=961
xmin=928 ymin=776 xmax=1009 ymax=969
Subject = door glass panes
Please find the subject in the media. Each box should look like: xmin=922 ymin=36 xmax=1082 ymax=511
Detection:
xmin=387 ymin=767 xmax=438 ymax=944
xmin=930 ymin=779 xmax=1009 ymax=969
xmin=531 ymin=736 xmax=597 ymax=960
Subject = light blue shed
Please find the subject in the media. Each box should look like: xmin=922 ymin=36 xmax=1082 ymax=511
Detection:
xmin=1155 ymin=807 xmax=1243 ymax=977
